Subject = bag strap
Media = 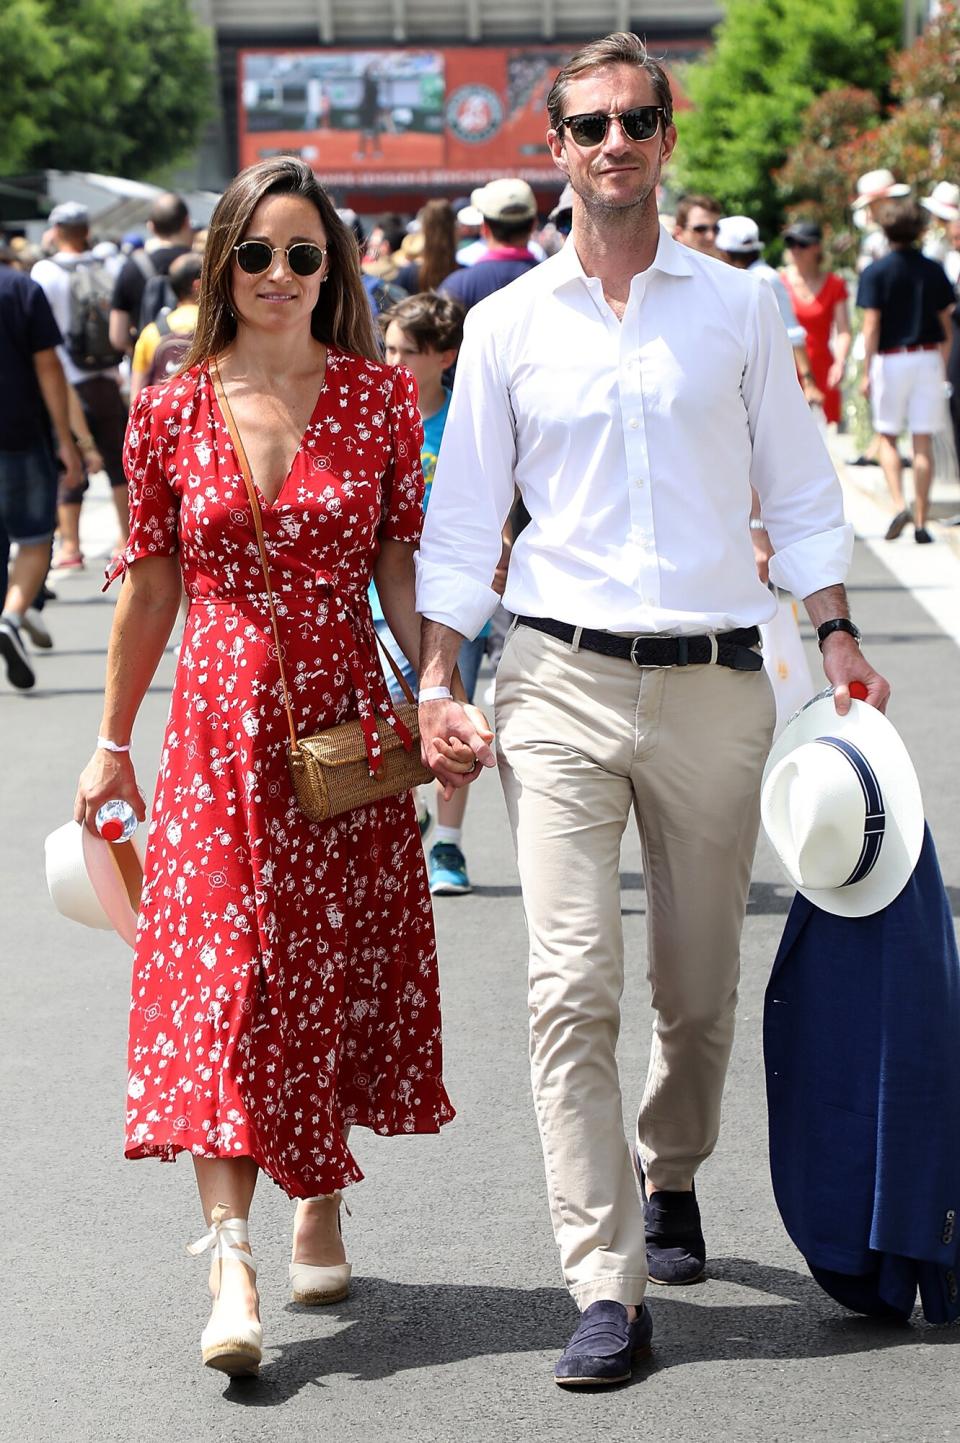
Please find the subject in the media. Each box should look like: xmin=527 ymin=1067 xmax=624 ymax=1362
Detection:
xmin=211 ymin=358 xmax=300 ymax=751
xmin=209 ymin=359 xmax=418 ymax=744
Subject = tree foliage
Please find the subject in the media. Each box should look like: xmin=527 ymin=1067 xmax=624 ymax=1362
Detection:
xmin=672 ymin=0 xmax=902 ymax=238
xmin=0 ymin=0 xmax=213 ymax=177
xmin=778 ymin=3 xmax=960 ymax=265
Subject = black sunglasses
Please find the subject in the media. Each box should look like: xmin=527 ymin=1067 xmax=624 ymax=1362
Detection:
xmin=233 ymin=241 xmax=326 ymax=276
xmin=785 ymin=236 xmax=816 ymax=249
xmin=559 ymin=106 xmax=665 ymax=148
xmin=691 ymin=222 xmax=719 ymax=235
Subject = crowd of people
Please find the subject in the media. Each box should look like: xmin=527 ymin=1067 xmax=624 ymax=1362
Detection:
xmin=1 ymin=27 xmax=954 ymax=1391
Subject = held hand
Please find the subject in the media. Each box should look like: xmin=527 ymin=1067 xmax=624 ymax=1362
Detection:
xmin=419 ymin=698 xmax=496 ymax=796
xmin=820 ymin=634 xmax=890 ymax=716
xmin=74 ymin=750 xmax=147 ymax=836
xmin=859 ymin=374 xmax=871 ymax=399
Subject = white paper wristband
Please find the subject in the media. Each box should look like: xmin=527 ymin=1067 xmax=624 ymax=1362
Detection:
xmin=97 ymin=735 xmax=131 ymax=753
xmin=418 ymin=686 xmax=454 ymax=703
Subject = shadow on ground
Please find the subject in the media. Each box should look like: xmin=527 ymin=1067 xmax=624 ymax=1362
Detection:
xmin=219 ymin=1257 xmax=956 ymax=1405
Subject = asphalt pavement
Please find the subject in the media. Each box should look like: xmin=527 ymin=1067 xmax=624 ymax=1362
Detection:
xmin=2 ymin=469 xmax=959 ymax=1443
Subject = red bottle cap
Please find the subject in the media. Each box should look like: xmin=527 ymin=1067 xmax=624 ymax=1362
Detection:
xmin=99 ymin=818 xmax=124 ymax=842
xmin=849 ymin=681 xmax=868 ymax=701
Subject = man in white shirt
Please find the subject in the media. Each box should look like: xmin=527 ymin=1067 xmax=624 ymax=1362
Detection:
xmin=415 ymin=32 xmax=889 ymax=1386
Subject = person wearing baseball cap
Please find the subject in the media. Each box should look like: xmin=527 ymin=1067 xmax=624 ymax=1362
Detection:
xmin=439 ymin=178 xmax=541 ymax=313
xmin=716 ymin=216 xmax=821 ymax=405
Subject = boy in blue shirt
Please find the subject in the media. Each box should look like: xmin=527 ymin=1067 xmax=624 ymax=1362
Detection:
xmin=375 ymin=293 xmax=504 ymax=895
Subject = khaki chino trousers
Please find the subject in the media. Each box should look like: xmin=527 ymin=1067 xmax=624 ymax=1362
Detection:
xmin=496 ymin=623 xmax=776 ymax=1308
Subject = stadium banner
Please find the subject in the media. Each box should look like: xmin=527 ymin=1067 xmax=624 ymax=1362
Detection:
xmin=237 ymin=45 xmax=689 ymax=189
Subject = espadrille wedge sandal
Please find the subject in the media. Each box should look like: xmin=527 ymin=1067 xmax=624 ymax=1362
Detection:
xmin=187 ymin=1204 xmax=262 ymax=1376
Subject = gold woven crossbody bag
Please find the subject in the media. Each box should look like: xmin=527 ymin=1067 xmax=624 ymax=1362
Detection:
xmin=211 ymin=360 xmax=433 ymax=822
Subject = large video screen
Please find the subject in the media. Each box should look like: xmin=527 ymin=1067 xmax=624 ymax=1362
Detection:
xmin=238 ymin=45 xmax=687 ymax=188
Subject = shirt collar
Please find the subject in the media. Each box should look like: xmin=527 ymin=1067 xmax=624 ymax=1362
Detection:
xmin=550 ymin=222 xmax=695 ymax=293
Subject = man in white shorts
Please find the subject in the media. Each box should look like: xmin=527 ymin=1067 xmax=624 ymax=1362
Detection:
xmin=858 ymin=199 xmax=955 ymax=543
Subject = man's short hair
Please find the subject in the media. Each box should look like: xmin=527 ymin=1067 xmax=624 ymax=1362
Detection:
xmin=546 ymin=32 xmax=674 ymax=133
xmin=486 ymin=216 xmax=535 ymax=245
xmin=876 ymin=198 xmax=927 ymax=246
xmin=379 ymin=292 xmax=465 ymax=354
xmin=149 ymin=193 xmax=190 ymax=239
xmin=675 ymin=194 xmax=722 ymax=231
xmin=168 ymin=251 xmax=202 ymax=302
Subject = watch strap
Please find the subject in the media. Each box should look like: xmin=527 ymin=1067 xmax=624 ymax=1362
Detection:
xmin=817 ymin=617 xmax=861 ymax=651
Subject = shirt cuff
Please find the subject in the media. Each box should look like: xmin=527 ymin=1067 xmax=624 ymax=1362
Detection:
xmin=767 ymin=523 xmax=855 ymax=599
xmin=415 ymin=553 xmax=501 ymax=641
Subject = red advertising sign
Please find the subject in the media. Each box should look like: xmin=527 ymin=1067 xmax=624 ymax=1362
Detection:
xmin=238 ymin=44 xmax=694 ymax=190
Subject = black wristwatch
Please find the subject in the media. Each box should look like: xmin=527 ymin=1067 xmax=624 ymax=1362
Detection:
xmin=817 ymin=617 xmax=861 ymax=651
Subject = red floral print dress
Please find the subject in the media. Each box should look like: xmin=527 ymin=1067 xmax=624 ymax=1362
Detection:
xmin=107 ymin=349 xmax=455 ymax=1198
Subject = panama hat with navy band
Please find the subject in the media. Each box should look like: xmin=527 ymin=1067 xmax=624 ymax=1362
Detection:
xmin=761 ymin=689 xmax=924 ymax=918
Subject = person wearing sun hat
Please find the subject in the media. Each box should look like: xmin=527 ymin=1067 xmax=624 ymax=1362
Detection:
xmin=761 ymin=690 xmax=960 ymax=1325
xmin=853 ymin=168 xmax=913 ymax=272
xmin=920 ymin=180 xmax=960 ymax=280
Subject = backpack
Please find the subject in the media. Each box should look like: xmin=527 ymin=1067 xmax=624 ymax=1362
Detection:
xmin=145 ymin=311 xmax=194 ymax=387
xmin=139 ymin=271 xmax=179 ymax=333
xmin=55 ymin=255 xmax=123 ymax=372
xmin=362 ymin=272 xmax=407 ymax=317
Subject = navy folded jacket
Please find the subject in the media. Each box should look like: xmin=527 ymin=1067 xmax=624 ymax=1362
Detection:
xmin=764 ymin=824 xmax=960 ymax=1324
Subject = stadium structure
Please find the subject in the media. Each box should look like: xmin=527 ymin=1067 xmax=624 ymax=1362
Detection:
xmin=193 ymin=0 xmax=722 ymax=210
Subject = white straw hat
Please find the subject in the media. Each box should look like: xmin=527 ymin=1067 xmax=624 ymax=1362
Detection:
xmin=851 ymin=169 xmax=912 ymax=211
xmin=921 ymin=181 xmax=960 ymax=223
xmin=44 ymin=820 xmax=145 ymax=947
xmin=761 ymin=692 xmax=923 ymax=917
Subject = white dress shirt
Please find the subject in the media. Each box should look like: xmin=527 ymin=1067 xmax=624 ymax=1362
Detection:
xmin=416 ymin=227 xmax=853 ymax=640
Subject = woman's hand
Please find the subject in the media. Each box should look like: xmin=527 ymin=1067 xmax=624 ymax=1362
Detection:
xmin=74 ymin=750 xmax=147 ymax=836
xmin=420 ymin=699 xmax=496 ymax=799
xmin=826 ymin=360 xmax=844 ymax=390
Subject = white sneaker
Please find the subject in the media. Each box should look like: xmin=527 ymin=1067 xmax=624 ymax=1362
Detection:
xmin=21 ymin=608 xmax=53 ymax=649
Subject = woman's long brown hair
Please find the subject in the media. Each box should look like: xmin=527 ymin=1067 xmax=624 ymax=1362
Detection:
xmin=183 ymin=156 xmax=380 ymax=370
xmin=415 ymin=198 xmax=458 ymax=293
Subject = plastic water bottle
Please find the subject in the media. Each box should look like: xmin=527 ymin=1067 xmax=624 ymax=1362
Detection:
xmin=95 ymin=799 xmax=138 ymax=843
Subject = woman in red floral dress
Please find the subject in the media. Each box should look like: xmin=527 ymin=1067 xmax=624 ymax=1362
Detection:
xmin=74 ymin=158 xmax=472 ymax=1377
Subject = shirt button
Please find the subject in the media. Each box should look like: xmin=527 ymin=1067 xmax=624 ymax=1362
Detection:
xmin=628 ymin=418 xmax=640 ymax=430
xmin=635 ymin=478 xmax=644 ymax=487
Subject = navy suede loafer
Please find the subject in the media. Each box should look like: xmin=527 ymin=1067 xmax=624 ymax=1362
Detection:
xmin=638 ymin=1157 xmax=707 ymax=1285
xmin=554 ymin=1300 xmax=653 ymax=1387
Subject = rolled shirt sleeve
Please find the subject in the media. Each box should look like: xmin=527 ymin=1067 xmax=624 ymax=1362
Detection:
xmin=415 ymin=308 xmax=518 ymax=640
xmin=744 ymin=281 xmax=854 ymax=599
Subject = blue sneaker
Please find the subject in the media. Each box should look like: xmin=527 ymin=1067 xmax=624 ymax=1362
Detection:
xmin=428 ymin=842 xmax=472 ymax=895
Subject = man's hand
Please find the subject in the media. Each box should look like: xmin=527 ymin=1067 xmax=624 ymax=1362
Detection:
xmin=59 ymin=436 xmax=84 ymax=492
xmin=820 ymin=633 xmax=890 ymax=715
xmin=859 ymin=373 xmax=871 ymax=399
xmin=802 ymin=376 xmax=825 ymax=408
xmin=420 ymin=698 xmax=496 ymax=797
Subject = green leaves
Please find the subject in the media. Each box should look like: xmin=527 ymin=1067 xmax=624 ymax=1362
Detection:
xmin=672 ymin=0 xmax=901 ymax=239
xmin=0 ymin=0 xmax=212 ymax=176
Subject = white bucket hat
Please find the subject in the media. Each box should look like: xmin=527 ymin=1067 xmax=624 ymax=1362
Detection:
xmin=851 ymin=169 xmax=912 ymax=211
xmin=921 ymin=180 xmax=960 ymax=223
xmin=44 ymin=820 xmax=145 ymax=947
xmin=761 ymin=692 xmax=924 ymax=917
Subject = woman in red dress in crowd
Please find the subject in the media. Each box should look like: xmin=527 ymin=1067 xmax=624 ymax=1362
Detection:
xmin=780 ymin=219 xmax=852 ymax=426
xmin=74 ymin=158 xmax=475 ymax=1378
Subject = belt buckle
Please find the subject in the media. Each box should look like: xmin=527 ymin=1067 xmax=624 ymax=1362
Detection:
xmin=629 ymin=636 xmax=647 ymax=668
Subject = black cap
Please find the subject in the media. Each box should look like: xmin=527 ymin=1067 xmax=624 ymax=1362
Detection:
xmin=783 ymin=220 xmax=822 ymax=245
